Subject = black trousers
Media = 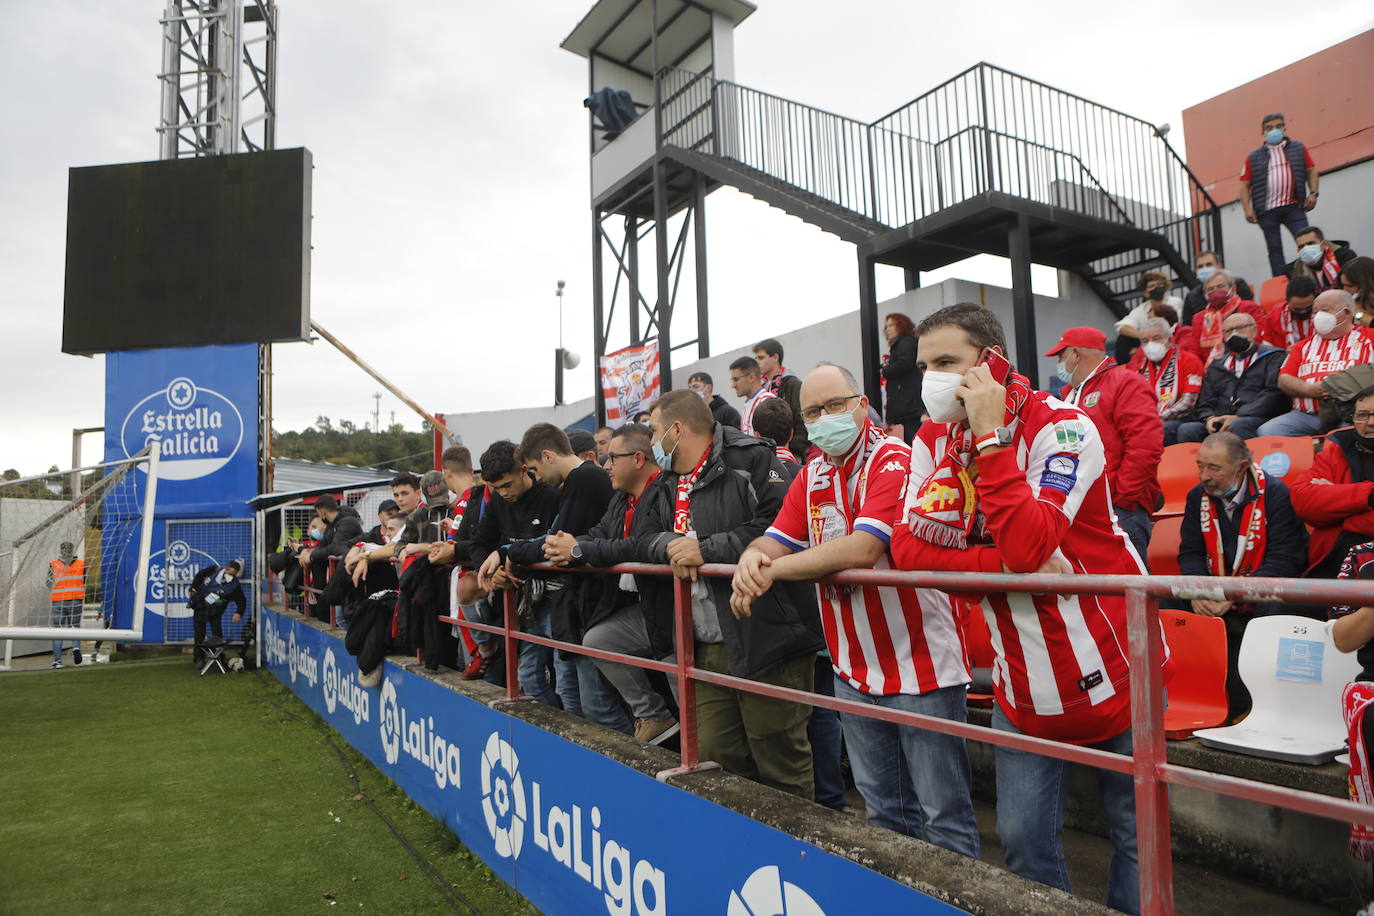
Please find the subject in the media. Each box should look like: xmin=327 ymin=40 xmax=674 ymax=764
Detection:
xmin=193 ymin=604 xmax=224 ymax=662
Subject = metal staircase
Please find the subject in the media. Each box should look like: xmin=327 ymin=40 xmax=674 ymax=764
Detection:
xmin=643 ymin=62 xmax=1223 ymax=318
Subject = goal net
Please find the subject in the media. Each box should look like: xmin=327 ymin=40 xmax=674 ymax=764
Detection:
xmin=0 ymin=442 xmax=160 ymax=662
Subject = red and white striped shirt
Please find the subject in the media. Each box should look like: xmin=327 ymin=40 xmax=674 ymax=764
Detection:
xmin=1281 ymin=328 xmax=1374 ymax=414
xmin=1259 ymin=305 xmax=1313 ymax=350
xmin=893 ymin=393 xmax=1162 ymax=744
xmin=766 ymin=425 xmax=968 ymax=696
xmin=741 ymin=387 xmax=777 ymax=436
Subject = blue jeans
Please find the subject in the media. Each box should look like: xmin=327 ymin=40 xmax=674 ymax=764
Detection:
xmin=51 ymin=599 xmax=81 ymax=661
xmin=519 ymin=597 xmax=579 ymax=712
xmin=809 ymin=657 xmax=847 ymax=811
xmin=1113 ymin=506 xmax=1152 ymax=571
xmin=574 ymin=655 xmax=633 ymax=735
xmin=836 ymin=678 xmax=980 ymax=858
xmin=1256 ymin=409 xmax=1324 ymax=438
xmin=1257 ymin=203 xmax=1309 ymax=277
xmin=992 ymin=705 xmax=1139 ymax=914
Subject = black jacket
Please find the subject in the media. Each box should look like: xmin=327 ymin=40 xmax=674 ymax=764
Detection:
xmin=1193 ymin=344 xmax=1289 ymax=422
xmin=471 ymin=476 xmax=561 ymax=571
xmin=1178 ymin=474 xmax=1308 ymax=613
xmin=882 ymin=334 xmax=923 ymax=423
xmin=769 ymin=373 xmax=812 ymax=458
xmin=316 ymin=507 xmax=364 ymax=559
xmin=707 ymin=394 xmax=742 ymax=430
xmin=569 ymin=487 xmax=653 ymax=637
xmin=1287 ymin=242 xmax=1357 ymax=284
xmin=447 ymin=485 xmax=488 ymax=565
xmin=633 ymin=424 xmax=824 ymax=678
xmin=1183 ymin=277 xmax=1255 ymax=326
xmin=188 ymin=565 xmax=246 ymax=615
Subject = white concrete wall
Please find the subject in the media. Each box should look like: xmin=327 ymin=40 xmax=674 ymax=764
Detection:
xmin=440 ymin=397 xmax=597 ymax=469
xmin=1213 ymin=157 xmax=1374 ymax=287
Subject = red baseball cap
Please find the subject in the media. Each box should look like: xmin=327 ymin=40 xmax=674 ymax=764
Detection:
xmin=1044 ymin=326 xmax=1107 ymax=357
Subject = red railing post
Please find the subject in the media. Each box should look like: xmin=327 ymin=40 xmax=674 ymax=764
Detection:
xmin=1126 ymin=586 xmax=1174 ymax=914
xmin=674 ymin=575 xmax=699 ymax=770
xmin=502 ymin=589 xmax=520 ymax=702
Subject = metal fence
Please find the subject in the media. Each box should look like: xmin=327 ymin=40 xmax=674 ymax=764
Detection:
xmin=445 ymin=561 xmax=1374 ymax=916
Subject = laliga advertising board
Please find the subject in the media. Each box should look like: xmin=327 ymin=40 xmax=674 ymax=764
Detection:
xmin=103 ymin=343 xmax=260 ymax=642
xmin=262 ymin=609 xmax=962 ymax=916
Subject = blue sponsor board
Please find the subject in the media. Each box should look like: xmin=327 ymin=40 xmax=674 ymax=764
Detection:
xmin=262 ymin=609 xmax=963 ymax=916
xmin=103 ymin=344 xmax=260 ymax=640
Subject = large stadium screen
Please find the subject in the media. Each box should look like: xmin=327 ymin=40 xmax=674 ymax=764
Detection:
xmin=62 ymin=148 xmax=311 ymax=355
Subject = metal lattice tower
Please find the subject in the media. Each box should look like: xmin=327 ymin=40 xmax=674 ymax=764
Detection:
xmin=158 ymin=0 xmax=277 ymax=159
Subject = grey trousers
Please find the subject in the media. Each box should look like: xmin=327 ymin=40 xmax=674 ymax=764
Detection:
xmin=583 ymin=603 xmax=677 ymax=720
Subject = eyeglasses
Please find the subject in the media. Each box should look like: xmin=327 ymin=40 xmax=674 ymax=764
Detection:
xmin=607 ymin=451 xmax=641 ymax=461
xmin=1354 ymin=412 xmax=1374 ymax=424
xmin=800 ymin=394 xmax=860 ymax=423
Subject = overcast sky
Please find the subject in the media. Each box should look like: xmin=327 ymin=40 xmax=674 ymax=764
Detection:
xmin=2 ymin=0 xmax=1369 ymax=475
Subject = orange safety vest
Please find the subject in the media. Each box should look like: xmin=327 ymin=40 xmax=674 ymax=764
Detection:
xmin=50 ymin=558 xmax=85 ymax=602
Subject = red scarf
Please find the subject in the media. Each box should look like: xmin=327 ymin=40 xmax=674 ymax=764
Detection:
xmin=1315 ymin=247 xmax=1343 ymax=290
xmin=775 ymin=445 xmax=799 ymax=465
xmin=624 ymin=470 xmax=659 ymax=537
xmin=1199 ymin=466 xmax=1268 ymax=576
xmin=672 ymin=446 xmax=711 ymax=535
xmin=1343 ymin=681 xmax=1374 ymax=860
xmin=906 ymin=371 xmax=1034 ymax=549
xmin=1199 ymin=294 xmax=1241 ymax=354
xmin=1274 ymin=307 xmax=1314 ymax=348
xmin=1136 ymin=347 xmax=1181 ymax=416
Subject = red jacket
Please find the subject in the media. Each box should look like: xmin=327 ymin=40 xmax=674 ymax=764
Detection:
xmin=1188 ymin=298 xmax=1265 ymax=365
xmin=1289 ymin=427 xmax=1374 ymax=571
xmin=1060 ymin=360 xmax=1163 ymax=512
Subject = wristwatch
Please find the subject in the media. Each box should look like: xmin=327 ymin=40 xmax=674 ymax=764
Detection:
xmin=570 ymin=543 xmax=583 ymax=561
xmin=975 ymin=427 xmax=1013 ymax=452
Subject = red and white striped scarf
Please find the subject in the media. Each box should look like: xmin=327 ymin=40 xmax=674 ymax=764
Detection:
xmin=1199 ymin=295 xmax=1242 ymax=360
xmin=1272 ymin=309 xmax=1313 ymax=349
xmin=672 ymin=446 xmax=711 ymax=535
xmin=1343 ymin=681 xmax=1374 ymax=860
xmin=775 ymin=445 xmax=799 ymax=465
xmin=1136 ymin=347 xmax=1181 ymax=417
xmin=1221 ymin=350 xmax=1258 ymax=378
xmin=1314 ymin=247 xmax=1343 ymax=291
xmin=1199 ymin=466 xmax=1268 ymax=577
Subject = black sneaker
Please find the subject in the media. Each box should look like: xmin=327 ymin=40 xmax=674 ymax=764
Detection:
xmin=73 ymin=648 xmax=82 ymax=665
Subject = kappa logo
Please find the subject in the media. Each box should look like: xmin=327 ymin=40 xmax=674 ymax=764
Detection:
xmin=379 ymin=679 xmax=402 ymax=765
xmin=881 ymin=460 xmax=905 ymax=473
xmin=481 ymin=731 xmax=527 ymax=860
xmin=727 ymin=865 xmax=826 ymax=916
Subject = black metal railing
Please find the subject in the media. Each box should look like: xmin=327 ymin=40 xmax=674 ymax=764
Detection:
xmin=652 ymin=62 xmax=1222 ymax=286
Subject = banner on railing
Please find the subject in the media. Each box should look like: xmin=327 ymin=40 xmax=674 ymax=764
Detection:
xmin=600 ymin=340 xmax=660 ymax=426
xmin=263 ymin=609 xmax=958 ymax=915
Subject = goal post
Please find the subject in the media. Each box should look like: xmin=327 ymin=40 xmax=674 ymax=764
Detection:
xmin=0 ymin=441 xmax=161 ymax=656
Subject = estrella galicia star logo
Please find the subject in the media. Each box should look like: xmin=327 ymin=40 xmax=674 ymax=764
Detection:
xmin=166 ymin=539 xmax=191 ymax=566
xmin=165 ymin=377 xmax=196 ymax=410
xmin=480 ymin=731 xmax=526 ymax=860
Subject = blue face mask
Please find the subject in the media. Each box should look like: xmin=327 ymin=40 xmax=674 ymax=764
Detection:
xmin=806 ymin=410 xmax=862 ymax=457
xmin=1195 ymin=267 xmax=1217 ymax=284
xmin=1265 ymin=127 xmax=1284 ymax=145
xmin=651 ymin=427 xmax=678 ymax=472
xmin=1221 ymin=478 xmax=1242 ymax=498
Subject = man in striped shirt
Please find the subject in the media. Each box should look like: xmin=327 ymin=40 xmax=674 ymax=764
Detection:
xmin=731 ymin=363 xmax=979 ymax=857
xmin=1239 ymin=112 xmax=1319 ymax=278
xmin=729 ymin=355 xmax=778 ymax=436
xmin=888 ymin=304 xmax=1150 ymax=913
xmin=1264 ymin=290 xmax=1374 ymax=437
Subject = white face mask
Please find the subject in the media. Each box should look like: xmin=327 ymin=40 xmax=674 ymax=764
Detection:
xmin=922 ymin=370 xmax=967 ymax=423
xmin=1313 ymin=310 xmax=1340 ymax=335
xmin=1142 ymin=341 xmax=1169 ymax=363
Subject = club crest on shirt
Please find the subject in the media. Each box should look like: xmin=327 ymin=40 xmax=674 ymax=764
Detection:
xmin=808 ymin=503 xmax=847 ymax=544
xmin=1083 ymin=392 xmax=1101 ymax=408
xmin=1040 ymin=453 xmax=1079 ymax=495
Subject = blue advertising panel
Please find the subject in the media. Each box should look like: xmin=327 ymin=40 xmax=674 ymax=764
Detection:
xmin=262 ymin=609 xmax=964 ymax=916
xmin=102 ymin=343 xmax=260 ymax=640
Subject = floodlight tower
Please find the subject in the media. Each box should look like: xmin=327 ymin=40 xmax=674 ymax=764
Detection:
xmin=158 ymin=0 xmax=277 ymax=159
xmin=562 ymin=0 xmax=755 ymax=422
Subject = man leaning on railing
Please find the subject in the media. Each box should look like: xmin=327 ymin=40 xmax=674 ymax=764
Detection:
xmin=888 ymin=303 xmax=1161 ymax=915
xmin=632 ymin=390 xmax=826 ymax=801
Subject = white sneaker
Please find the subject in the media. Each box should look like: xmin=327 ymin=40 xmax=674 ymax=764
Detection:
xmin=93 ymin=653 xmax=110 ymax=663
xmin=50 ymin=660 xmax=63 ymax=669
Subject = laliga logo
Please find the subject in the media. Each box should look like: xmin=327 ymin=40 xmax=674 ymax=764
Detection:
xmin=481 ymin=732 xmax=527 ymax=860
xmin=264 ymin=615 xmax=289 ymax=667
xmin=379 ymin=679 xmax=402 ymax=765
xmin=286 ymin=629 xmax=318 ymax=688
xmin=481 ymin=730 xmax=666 ymax=915
xmin=727 ymin=866 xmax=826 ymax=916
xmin=321 ymin=648 xmax=370 ymax=726
xmin=120 ymin=376 xmax=244 ymax=480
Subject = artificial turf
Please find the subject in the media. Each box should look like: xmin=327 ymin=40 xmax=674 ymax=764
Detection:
xmin=0 ymin=657 xmax=536 ymax=915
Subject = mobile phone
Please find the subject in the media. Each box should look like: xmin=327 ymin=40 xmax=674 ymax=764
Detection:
xmin=977 ymin=347 xmax=1011 ymax=385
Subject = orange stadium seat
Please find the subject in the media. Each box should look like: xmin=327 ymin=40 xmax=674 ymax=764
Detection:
xmin=1257 ymin=275 xmax=1288 ymax=313
xmin=1248 ymin=436 xmax=1315 ymax=481
xmin=1156 ymin=442 xmax=1200 ymax=518
xmin=1147 ymin=515 xmax=1183 ymax=575
xmin=1159 ymin=609 xmax=1229 ymax=739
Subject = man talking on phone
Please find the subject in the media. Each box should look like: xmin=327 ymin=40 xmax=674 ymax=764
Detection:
xmin=890 ymin=304 xmax=1155 ymax=914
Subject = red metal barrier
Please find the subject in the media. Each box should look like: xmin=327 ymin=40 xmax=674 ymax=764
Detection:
xmin=443 ymin=561 xmax=1374 ymax=916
